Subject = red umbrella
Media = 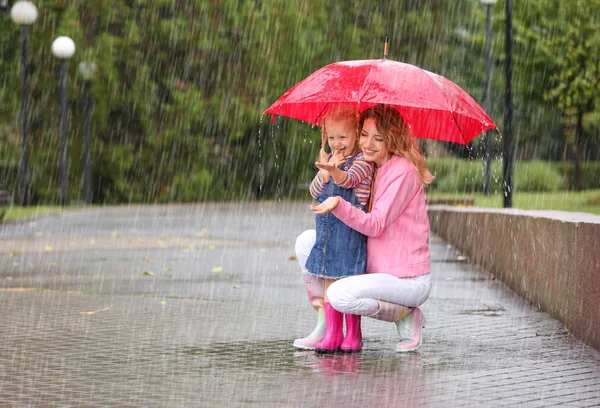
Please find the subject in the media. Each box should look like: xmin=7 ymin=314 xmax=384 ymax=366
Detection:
xmin=264 ymin=58 xmax=497 ymax=145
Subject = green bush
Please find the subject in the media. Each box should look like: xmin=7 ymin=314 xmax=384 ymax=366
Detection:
xmin=556 ymin=162 xmax=600 ymax=190
xmin=169 ymin=170 xmax=213 ymax=202
xmin=427 ymin=158 xmax=502 ymax=193
xmin=0 ymin=161 xmax=18 ymax=192
xmin=427 ymin=158 xmax=564 ymax=193
xmin=514 ymin=161 xmax=563 ymax=192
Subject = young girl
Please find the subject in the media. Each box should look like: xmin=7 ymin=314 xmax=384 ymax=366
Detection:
xmin=294 ymin=105 xmax=374 ymax=353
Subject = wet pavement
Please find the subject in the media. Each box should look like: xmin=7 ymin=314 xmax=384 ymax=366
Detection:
xmin=0 ymin=202 xmax=599 ymax=407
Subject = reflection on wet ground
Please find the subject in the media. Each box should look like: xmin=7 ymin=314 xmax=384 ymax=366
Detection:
xmin=180 ymin=339 xmax=424 ymax=377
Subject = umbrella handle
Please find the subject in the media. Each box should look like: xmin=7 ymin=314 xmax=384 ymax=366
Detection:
xmin=383 ymin=36 xmax=389 ymax=59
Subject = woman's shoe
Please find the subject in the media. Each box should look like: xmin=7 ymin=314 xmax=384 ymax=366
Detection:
xmin=315 ymin=302 xmax=344 ymax=353
xmin=394 ymin=308 xmax=424 ymax=352
xmin=340 ymin=314 xmax=362 ymax=353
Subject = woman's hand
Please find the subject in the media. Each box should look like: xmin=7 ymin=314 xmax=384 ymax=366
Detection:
xmin=310 ymin=196 xmax=341 ymax=214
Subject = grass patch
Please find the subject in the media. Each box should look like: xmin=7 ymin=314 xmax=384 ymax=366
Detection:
xmin=0 ymin=206 xmax=64 ymax=223
xmin=426 ymin=189 xmax=600 ymax=215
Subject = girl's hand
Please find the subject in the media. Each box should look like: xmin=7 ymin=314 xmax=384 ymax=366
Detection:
xmin=318 ymin=147 xmax=329 ymax=165
xmin=315 ymin=149 xmax=346 ymax=172
xmin=329 ymin=150 xmax=347 ymax=166
xmin=315 ymin=161 xmax=338 ymax=172
xmin=310 ymin=196 xmax=341 ymax=214
xmin=317 ymin=147 xmax=332 ymax=181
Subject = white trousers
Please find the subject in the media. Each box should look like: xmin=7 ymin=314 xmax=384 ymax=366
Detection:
xmin=295 ymin=229 xmax=432 ymax=316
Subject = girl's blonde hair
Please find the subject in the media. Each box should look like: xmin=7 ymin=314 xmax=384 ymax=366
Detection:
xmin=321 ymin=105 xmax=360 ymax=155
xmin=359 ymin=104 xmax=434 ymax=185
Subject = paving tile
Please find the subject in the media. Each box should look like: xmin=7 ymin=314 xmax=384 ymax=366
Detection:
xmin=1 ymin=202 xmax=600 ymax=406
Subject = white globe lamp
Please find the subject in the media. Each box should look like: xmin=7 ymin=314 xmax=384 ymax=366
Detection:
xmin=51 ymin=36 xmax=76 ymax=59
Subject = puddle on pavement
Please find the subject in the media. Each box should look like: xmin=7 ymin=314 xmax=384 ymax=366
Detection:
xmin=458 ymin=305 xmax=505 ymax=316
xmin=179 ymin=340 xmax=424 ymax=376
xmin=438 ymin=259 xmax=469 ymax=264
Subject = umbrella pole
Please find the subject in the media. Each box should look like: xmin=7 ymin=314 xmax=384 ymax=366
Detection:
xmin=383 ymin=36 xmax=389 ymax=59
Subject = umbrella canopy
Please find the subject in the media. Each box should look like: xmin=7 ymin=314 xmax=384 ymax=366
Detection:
xmin=264 ymin=59 xmax=497 ymax=145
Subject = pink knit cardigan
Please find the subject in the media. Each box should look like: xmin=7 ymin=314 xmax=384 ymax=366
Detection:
xmin=332 ymin=154 xmax=430 ymax=278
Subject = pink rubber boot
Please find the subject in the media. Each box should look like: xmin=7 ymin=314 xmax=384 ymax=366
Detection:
xmin=340 ymin=314 xmax=362 ymax=353
xmin=315 ymin=302 xmax=344 ymax=353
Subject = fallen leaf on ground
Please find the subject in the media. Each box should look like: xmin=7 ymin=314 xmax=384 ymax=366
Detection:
xmin=44 ymin=246 xmax=53 ymax=252
xmin=211 ymin=266 xmax=223 ymax=273
xmin=197 ymin=228 xmax=209 ymax=237
xmin=144 ymin=258 xmax=153 ymax=263
xmin=143 ymin=271 xmax=154 ymax=276
xmin=9 ymin=252 xmax=18 ymax=257
xmin=80 ymin=307 xmax=110 ymax=315
xmin=288 ymin=255 xmax=297 ymax=261
xmin=0 ymin=287 xmax=37 ymax=292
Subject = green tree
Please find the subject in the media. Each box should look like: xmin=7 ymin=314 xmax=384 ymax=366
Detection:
xmin=518 ymin=0 xmax=600 ymax=189
xmin=2 ymin=0 xmax=599 ymax=204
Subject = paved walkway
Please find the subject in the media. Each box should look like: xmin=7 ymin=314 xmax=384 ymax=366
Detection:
xmin=0 ymin=202 xmax=599 ymax=407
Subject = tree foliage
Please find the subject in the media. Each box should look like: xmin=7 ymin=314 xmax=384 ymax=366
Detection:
xmin=0 ymin=0 xmax=598 ymax=203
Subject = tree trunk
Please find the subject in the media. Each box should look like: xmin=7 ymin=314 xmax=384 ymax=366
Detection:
xmin=574 ymin=107 xmax=583 ymax=191
xmin=562 ymin=142 xmax=570 ymax=190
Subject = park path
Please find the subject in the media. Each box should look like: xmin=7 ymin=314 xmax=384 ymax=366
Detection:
xmin=0 ymin=202 xmax=599 ymax=407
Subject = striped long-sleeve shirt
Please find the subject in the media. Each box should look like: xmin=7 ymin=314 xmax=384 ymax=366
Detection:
xmin=309 ymin=152 xmax=375 ymax=207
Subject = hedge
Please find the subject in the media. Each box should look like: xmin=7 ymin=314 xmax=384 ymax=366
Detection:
xmin=427 ymin=158 xmax=565 ymax=193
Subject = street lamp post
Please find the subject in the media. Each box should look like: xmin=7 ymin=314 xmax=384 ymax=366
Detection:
xmin=51 ymin=36 xmax=75 ymax=207
xmin=504 ymin=0 xmax=514 ymax=208
xmin=78 ymin=62 xmax=96 ymax=204
xmin=481 ymin=0 xmax=497 ymax=195
xmin=0 ymin=0 xmax=12 ymax=12
xmin=10 ymin=1 xmax=38 ymax=206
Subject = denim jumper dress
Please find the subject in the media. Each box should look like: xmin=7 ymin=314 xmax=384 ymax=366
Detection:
xmin=305 ymin=155 xmax=368 ymax=279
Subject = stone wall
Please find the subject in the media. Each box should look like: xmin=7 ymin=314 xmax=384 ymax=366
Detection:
xmin=428 ymin=206 xmax=600 ymax=351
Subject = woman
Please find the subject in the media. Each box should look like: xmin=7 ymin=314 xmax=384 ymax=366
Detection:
xmin=294 ymin=104 xmax=434 ymax=352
